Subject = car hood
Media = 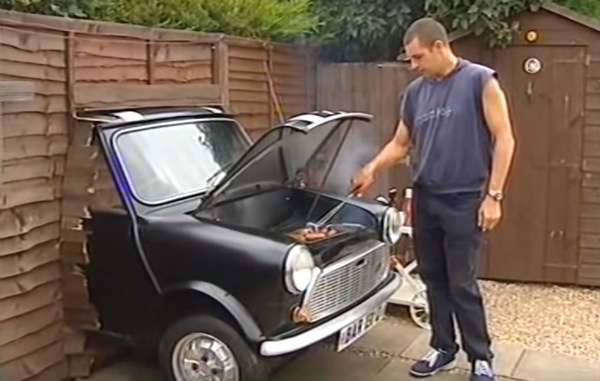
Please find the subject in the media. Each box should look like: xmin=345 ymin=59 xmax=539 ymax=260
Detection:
xmin=200 ymin=111 xmax=377 ymax=208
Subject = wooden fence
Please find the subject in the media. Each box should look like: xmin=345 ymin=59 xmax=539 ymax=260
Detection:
xmin=0 ymin=9 xmax=316 ymax=381
xmin=316 ymin=62 xmax=415 ymax=194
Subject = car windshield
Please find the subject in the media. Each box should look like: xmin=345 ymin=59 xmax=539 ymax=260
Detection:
xmin=115 ymin=119 xmax=249 ymax=204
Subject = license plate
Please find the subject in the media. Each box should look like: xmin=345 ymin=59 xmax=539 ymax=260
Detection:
xmin=336 ymin=303 xmax=386 ymax=352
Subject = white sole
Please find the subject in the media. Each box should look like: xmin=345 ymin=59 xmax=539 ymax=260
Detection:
xmin=409 ymin=359 xmax=457 ymax=378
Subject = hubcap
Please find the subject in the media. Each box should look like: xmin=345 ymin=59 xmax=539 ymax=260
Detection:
xmin=172 ymin=333 xmax=239 ymax=381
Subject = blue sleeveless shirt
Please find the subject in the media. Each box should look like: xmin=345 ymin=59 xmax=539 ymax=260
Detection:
xmin=401 ymin=58 xmax=497 ymax=194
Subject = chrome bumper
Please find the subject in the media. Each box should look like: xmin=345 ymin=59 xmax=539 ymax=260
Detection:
xmin=259 ymin=273 xmax=401 ymax=357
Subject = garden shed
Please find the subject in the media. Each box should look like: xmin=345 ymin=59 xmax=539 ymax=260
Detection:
xmin=0 ymin=9 xmax=315 ymax=381
xmin=316 ymin=2 xmax=600 ymax=287
xmin=448 ymin=2 xmax=600 ymax=286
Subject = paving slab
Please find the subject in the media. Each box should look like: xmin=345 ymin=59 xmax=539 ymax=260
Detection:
xmin=511 ymin=349 xmax=600 ymax=381
xmin=271 ymin=346 xmax=390 ymax=381
xmin=86 ymin=360 xmax=161 ymax=381
xmin=352 ymin=320 xmax=424 ymax=355
xmin=374 ymin=358 xmax=517 ymax=381
xmin=400 ymin=329 xmax=525 ymax=378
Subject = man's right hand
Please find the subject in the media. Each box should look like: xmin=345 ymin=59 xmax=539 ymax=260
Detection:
xmin=351 ymin=165 xmax=376 ymax=197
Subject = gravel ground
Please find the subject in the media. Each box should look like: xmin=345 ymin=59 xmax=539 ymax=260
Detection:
xmin=387 ymin=280 xmax=600 ymax=361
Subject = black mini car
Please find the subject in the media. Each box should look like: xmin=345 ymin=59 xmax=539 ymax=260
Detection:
xmin=83 ymin=106 xmax=403 ymax=381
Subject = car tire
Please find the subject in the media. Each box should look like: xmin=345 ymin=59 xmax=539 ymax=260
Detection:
xmin=159 ymin=314 xmax=267 ymax=381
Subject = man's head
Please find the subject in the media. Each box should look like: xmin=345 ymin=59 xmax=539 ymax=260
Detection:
xmin=403 ymin=18 xmax=454 ymax=78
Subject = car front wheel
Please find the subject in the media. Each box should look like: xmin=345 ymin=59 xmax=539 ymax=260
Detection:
xmin=159 ymin=314 xmax=267 ymax=381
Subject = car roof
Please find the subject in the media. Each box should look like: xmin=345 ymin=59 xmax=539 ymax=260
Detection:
xmin=77 ymin=105 xmax=233 ymax=129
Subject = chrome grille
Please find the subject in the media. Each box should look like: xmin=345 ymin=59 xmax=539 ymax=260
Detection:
xmin=303 ymin=241 xmax=389 ymax=322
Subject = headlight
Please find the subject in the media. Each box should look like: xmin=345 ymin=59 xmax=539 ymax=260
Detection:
xmin=382 ymin=207 xmax=403 ymax=244
xmin=284 ymin=245 xmax=315 ymax=294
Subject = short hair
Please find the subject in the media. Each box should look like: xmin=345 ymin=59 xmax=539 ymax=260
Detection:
xmin=403 ymin=17 xmax=449 ymax=47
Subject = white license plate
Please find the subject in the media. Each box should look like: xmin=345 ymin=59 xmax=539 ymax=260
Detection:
xmin=336 ymin=303 xmax=386 ymax=352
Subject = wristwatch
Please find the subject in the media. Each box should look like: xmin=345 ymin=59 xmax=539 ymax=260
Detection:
xmin=487 ymin=190 xmax=504 ymax=202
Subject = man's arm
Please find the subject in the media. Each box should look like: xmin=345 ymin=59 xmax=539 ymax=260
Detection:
xmin=351 ymin=120 xmax=411 ymax=196
xmin=483 ymin=77 xmax=516 ymax=194
xmin=479 ymin=76 xmax=516 ymax=231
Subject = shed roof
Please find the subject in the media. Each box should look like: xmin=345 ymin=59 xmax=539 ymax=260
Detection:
xmin=397 ymin=2 xmax=600 ymax=61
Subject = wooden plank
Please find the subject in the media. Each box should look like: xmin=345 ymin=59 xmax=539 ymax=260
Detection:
xmin=74 ymin=66 xmax=147 ymax=82
xmin=3 ymin=113 xmax=67 ymax=137
xmin=587 ymin=78 xmax=600 ymax=94
xmin=0 ymin=80 xmax=64 ymax=97
xmin=584 ymin=126 xmax=600 ymax=141
xmin=63 ymin=329 xmax=86 ymax=355
xmin=74 ymin=37 xmax=147 ymax=60
xmin=0 ymin=81 xmax=36 ymax=102
xmin=234 ymin=114 xmax=270 ymax=130
xmin=581 ymin=234 xmax=600 ymax=248
xmin=75 ymin=54 xmax=144 ymax=67
xmin=3 ymin=135 xmax=68 ymax=161
xmin=581 ymin=218 xmax=600 ymax=233
xmin=0 ymin=201 xmax=60 ymax=240
xmin=0 ymin=340 xmax=64 ymax=381
xmin=154 ymin=43 xmax=212 ymax=63
xmin=230 ymin=58 xmax=265 ymax=74
xmin=587 ymin=94 xmax=600 ymax=110
xmin=584 ymin=141 xmax=600 ymax=157
xmin=61 ymin=241 xmax=88 ymax=265
xmin=583 ymin=188 xmax=600 ymax=203
xmin=583 ymin=158 xmax=600 ymax=173
xmin=2 ymin=95 xmax=67 ymax=114
xmin=228 ymin=45 xmax=267 ymax=61
xmin=584 ymin=172 xmax=600 ymax=188
xmin=0 ymin=179 xmax=57 ymax=210
xmin=230 ymin=90 xmax=269 ymax=103
xmin=578 ymin=264 xmax=600 ymax=286
xmin=73 ymin=82 xmax=221 ymax=108
xmin=0 ymin=281 xmax=61 ymax=321
xmin=3 ymin=157 xmax=55 ymax=183
xmin=63 ymin=308 xmax=99 ymax=330
xmin=588 ymin=62 xmax=600 ymax=78
xmin=229 ymin=80 xmax=268 ymax=93
xmin=27 ymin=359 xmax=68 ymax=381
xmin=230 ymin=102 xmax=269 ymax=115
xmin=0 ymin=322 xmax=62 ymax=365
xmin=0 ymin=223 xmax=59 ymax=257
xmin=0 ymin=43 xmax=66 ymax=68
xmin=0 ymin=26 xmax=65 ymax=52
xmin=153 ymin=64 xmax=213 ymax=82
xmin=0 ymin=303 xmax=62 ymax=346
xmin=0 ymin=240 xmax=59 ymax=279
xmin=587 ymin=110 xmax=600 ymax=125
xmin=581 ymin=203 xmax=600 ymax=218
xmin=0 ymin=262 xmax=61 ymax=300
xmin=580 ymin=248 xmax=600 ymax=264
xmin=216 ymin=40 xmax=230 ymax=110
xmin=0 ymin=60 xmax=65 ymax=82
xmin=229 ymin=71 xmax=267 ymax=82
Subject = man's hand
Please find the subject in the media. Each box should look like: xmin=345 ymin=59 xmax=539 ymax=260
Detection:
xmin=478 ymin=197 xmax=501 ymax=232
xmin=351 ymin=165 xmax=375 ymax=197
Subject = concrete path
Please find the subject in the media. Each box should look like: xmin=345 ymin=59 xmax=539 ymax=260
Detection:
xmin=84 ymin=319 xmax=600 ymax=381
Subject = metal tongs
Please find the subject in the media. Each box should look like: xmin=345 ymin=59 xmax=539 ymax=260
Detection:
xmin=306 ymin=189 xmax=356 ymax=232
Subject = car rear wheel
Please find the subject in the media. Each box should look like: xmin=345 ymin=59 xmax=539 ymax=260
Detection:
xmin=159 ymin=314 xmax=267 ymax=381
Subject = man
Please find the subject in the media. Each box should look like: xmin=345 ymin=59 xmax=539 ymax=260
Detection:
xmin=352 ymin=18 xmax=515 ymax=381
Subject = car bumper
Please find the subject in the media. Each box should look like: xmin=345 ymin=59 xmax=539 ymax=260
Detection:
xmin=259 ymin=272 xmax=401 ymax=356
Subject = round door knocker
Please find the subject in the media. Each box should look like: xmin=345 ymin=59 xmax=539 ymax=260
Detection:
xmin=523 ymin=57 xmax=542 ymax=74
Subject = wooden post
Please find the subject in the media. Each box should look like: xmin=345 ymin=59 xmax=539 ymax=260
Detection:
xmin=214 ymin=37 xmax=230 ymax=111
xmin=0 ymin=81 xmax=35 ymax=184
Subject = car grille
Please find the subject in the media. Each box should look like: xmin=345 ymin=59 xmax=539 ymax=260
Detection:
xmin=302 ymin=240 xmax=389 ymax=322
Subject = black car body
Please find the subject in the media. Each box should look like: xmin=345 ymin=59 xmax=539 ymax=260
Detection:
xmin=83 ymin=106 xmax=403 ymax=381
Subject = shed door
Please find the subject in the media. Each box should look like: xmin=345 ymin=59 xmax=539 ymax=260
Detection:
xmin=483 ymin=46 xmax=584 ymax=284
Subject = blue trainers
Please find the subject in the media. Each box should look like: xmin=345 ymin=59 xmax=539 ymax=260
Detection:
xmin=470 ymin=360 xmax=495 ymax=381
xmin=409 ymin=349 xmax=457 ymax=378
